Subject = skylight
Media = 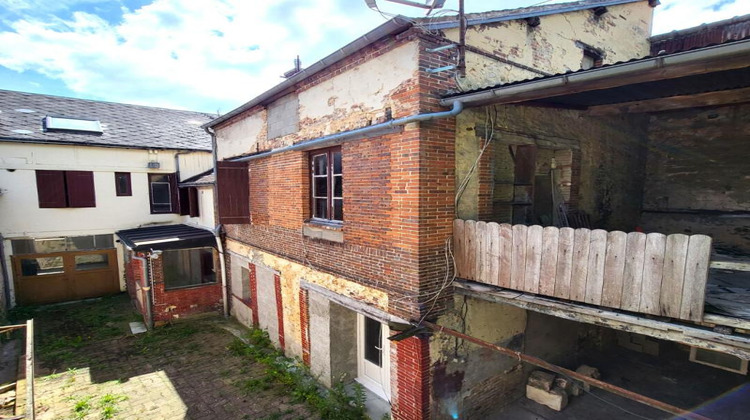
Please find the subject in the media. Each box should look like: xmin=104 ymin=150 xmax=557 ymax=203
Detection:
xmin=43 ymin=116 xmax=103 ymax=134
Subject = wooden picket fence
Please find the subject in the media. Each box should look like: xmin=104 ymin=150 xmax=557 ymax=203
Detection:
xmin=453 ymin=220 xmax=713 ymax=321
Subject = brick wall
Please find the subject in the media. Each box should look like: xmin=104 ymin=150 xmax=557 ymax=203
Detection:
xmin=392 ymin=336 xmax=431 ymax=420
xmin=150 ymin=256 xmax=223 ymax=323
xmin=299 ymin=288 xmax=311 ymax=366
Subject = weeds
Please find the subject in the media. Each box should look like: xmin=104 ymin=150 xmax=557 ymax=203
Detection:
xmin=70 ymin=396 xmax=92 ymax=419
xmin=229 ymin=329 xmax=367 ymax=420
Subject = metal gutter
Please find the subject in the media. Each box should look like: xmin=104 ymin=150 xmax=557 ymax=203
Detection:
xmin=440 ymin=38 xmax=750 ymax=107
xmin=205 ymin=17 xmax=413 ymax=129
xmin=0 ymin=137 xmax=211 ymax=152
xmin=424 ymin=0 xmax=645 ymax=30
xmin=230 ymin=101 xmax=464 ymax=163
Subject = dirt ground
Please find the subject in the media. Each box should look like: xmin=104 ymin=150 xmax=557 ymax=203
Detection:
xmin=8 ymin=294 xmax=315 ymax=420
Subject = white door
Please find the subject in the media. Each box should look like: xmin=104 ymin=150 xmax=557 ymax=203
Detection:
xmin=357 ymin=314 xmax=391 ymax=400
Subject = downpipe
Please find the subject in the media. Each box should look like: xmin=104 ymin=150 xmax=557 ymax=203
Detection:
xmin=213 ymin=225 xmax=229 ymax=318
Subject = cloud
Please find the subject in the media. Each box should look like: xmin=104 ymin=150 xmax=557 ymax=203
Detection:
xmin=0 ymin=0 xmax=387 ymax=112
xmin=652 ymin=0 xmax=749 ymax=34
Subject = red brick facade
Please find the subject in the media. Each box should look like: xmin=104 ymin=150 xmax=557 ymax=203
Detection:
xmin=392 ymin=336 xmax=431 ymax=420
xmin=216 ymin=28 xmax=459 ymax=419
xmin=273 ymin=273 xmax=285 ymax=350
xmin=299 ymin=289 xmax=311 ymax=366
xmin=123 ymin=251 xmax=223 ymax=324
xmin=249 ymin=262 xmax=259 ymax=326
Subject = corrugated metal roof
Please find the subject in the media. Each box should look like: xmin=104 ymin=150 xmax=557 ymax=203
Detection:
xmin=0 ymin=89 xmax=214 ymax=151
xmin=651 ymin=14 xmax=750 ymax=55
xmin=116 ymin=224 xmax=215 ymax=251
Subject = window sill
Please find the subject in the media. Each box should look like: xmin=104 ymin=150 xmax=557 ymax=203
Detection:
xmin=303 ymin=220 xmax=344 ymax=243
xmin=164 ymin=282 xmax=218 ymax=292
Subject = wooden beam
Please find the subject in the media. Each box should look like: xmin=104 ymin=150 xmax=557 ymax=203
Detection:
xmin=587 ymin=87 xmax=750 ymax=115
xmin=454 ymin=280 xmax=750 ymax=359
xmin=710 ymin=261 xmax=750 ymax=272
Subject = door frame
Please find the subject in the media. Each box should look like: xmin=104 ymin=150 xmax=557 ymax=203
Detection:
xmin=356 ymin=313 xmax=391 ymax=400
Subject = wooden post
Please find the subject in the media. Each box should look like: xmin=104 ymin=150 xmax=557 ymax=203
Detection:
xmin=26 ymin=318 xmax=35 ymax=420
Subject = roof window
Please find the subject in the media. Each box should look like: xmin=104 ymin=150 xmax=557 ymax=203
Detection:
xmin=42 ymin=116 xmax=103 ymax=134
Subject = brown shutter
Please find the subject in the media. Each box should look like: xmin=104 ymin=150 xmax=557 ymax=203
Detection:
xmin=65 ymin=171 xmax=96 ymax=207
xmin=189 ymin=187 xmax=200 ymax=218
xmin=36 ymin=170 xmax=67 ymax=208
xmin=168 ymin=173 xmax=180 ymax=214
xmin=178 ymin=187 xmax=190 ymax=216
xmin=216 ymin=161 xmax=250 ymax=224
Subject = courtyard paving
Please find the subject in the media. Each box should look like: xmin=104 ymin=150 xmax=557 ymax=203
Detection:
xmin=12 ymin=294 xmax=315 ymax=420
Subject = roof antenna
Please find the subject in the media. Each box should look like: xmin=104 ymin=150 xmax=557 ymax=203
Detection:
xmin=282 ymin=56 xmax=302 ymax=78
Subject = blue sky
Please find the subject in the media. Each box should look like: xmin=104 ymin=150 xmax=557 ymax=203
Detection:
xmin=0 ymin=0 xmax=747 ymax=113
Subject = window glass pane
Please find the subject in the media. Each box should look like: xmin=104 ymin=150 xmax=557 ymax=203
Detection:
xmin=11 ymin=239 xmax=35 ymax=255
xmin=333 ymin=175 xmax=342 ymax=198
xmin=31 ymin=238 xmax=67 ymax=254
xmin=333 ymin=199 xmax=343 ymax=221
xmin=151 ymin=182 xmax=171 ymax=204
xmin=115 ymin=172 xmax=131 ymax=195
xmin=75 ymin=254 xmax=109 ymax=271
xmin=150 ymin=174 xmax=169 ymax=183
xmin=313 ymin=154 xmax=328 ymax=175
xmin=314 ymin=177 xmax=328 ymax=198
xmin=68 ymin=236 xmax=95 ymax=251
xmin=163 ymin=248 xmax=216 ymax=290
xmin=94 ymin=234 xmax=114 ymax=249
xmin=20 ymin=257 xmax=63 ymax=276
xmin=333 ymin=151 xmax=342 ymax=174
xmin=364 ymin=317 xmax=382 ymax=366
xmin=314 ymin=198 xmax=328 ymax=219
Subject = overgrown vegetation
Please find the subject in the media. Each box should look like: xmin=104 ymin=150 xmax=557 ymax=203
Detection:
xmin=69 ymin=393 xmax=128 ymax=419
xmin=229 ymin=329 xmax=367 ymax=420
xmin=8 ymin=294 xmax=136 ymax=367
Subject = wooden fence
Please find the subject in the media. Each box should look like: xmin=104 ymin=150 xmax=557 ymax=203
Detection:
xmin=453 ymin=220 xmax=713 ymax=321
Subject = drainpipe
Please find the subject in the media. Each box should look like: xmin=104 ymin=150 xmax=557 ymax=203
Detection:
xmin=0 ymin=235 xmax=11 ymax=310
xmin=132 ymin=254 xmax=154 ymax=330
xmin=230 ymin=101 xmax=464 ymax=163
xmin=213 ymin=225 xmax=229 ymax=318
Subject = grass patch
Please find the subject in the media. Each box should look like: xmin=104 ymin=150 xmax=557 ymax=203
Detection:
xmin=9 ymin=294 xmax=136 ymax=367
xmin=98 ymin=393 xmax=128 ymax=419
xmin=133 ymin=323 xmax=199 ymax=354
xmin=229 ymin=329 xmax=366 ymax=420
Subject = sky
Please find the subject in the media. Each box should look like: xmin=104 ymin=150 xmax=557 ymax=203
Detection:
xmin=0 ymin=0 xmax=747 ymax=114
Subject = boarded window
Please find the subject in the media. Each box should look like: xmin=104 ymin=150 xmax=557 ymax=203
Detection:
xmin=162 ymin=247 xmax=216 ymax=290
xmin=216 ymin=161 xmax=249 ymax=224
xmin=115 ymin=172 xmax=132 ymax=196
xmin=266 ymin=93 xmax=299 ymax=139
xmin=148 ymin=173 xmax=178 ymax=214
xmin=35 ymin=170 xmax=95 ymax=208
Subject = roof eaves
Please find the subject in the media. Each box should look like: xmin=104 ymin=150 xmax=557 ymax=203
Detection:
xmin=424 ymin=0 xmax=645 ymax=30
xmin=205 ymin=17 xmax=413 ymax=129
xmin=0 ymin=136 xmax=212 ymax=152
xmin=441 ymin=38 xmax=750 ymax=107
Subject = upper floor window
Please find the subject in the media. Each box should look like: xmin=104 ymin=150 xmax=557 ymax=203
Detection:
xmin=115 ymin=172 xmax=132 ymax=196
xmin=310 ymin=147 xmax=342 ymax=223
xmin=148 ymin=173 xmax=178 ymax=214
xmin=35 ymin=170 xmax=96 ymax=208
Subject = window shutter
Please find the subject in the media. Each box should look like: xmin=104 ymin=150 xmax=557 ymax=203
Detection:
xmin=35 ymin=170 xmax=67 ymax=208
xmin=216 ymin=161 xmax=250 ymax=224
xmin=65 ymin=171 xmax=96 ymax=207
xmin=189 ymin=187 xmax=200 ymax=218
xmin=168 ymin=173 xmax=179 ymax=214
xmin=178 ymin=187 xmax=190 ymax=216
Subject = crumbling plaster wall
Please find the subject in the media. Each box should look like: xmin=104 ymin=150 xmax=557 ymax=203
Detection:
xmin=442 ymin=2 xmax=653 ymax=90
xmin=226 ymin=238 xmax=387 ymax=360
xmin=641 ymin=103 xmax=750 ymax=254
xmin=456 ymin=106 xmax=649 ymax=231
xmin=214 ymin=41 xmax=419 ymax=160
xmin=430 ymin=295 xmax=527 ymax=419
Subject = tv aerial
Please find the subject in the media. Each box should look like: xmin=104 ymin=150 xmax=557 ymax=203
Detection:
xmin=364 ymin=0 xmax=447 ymax=11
